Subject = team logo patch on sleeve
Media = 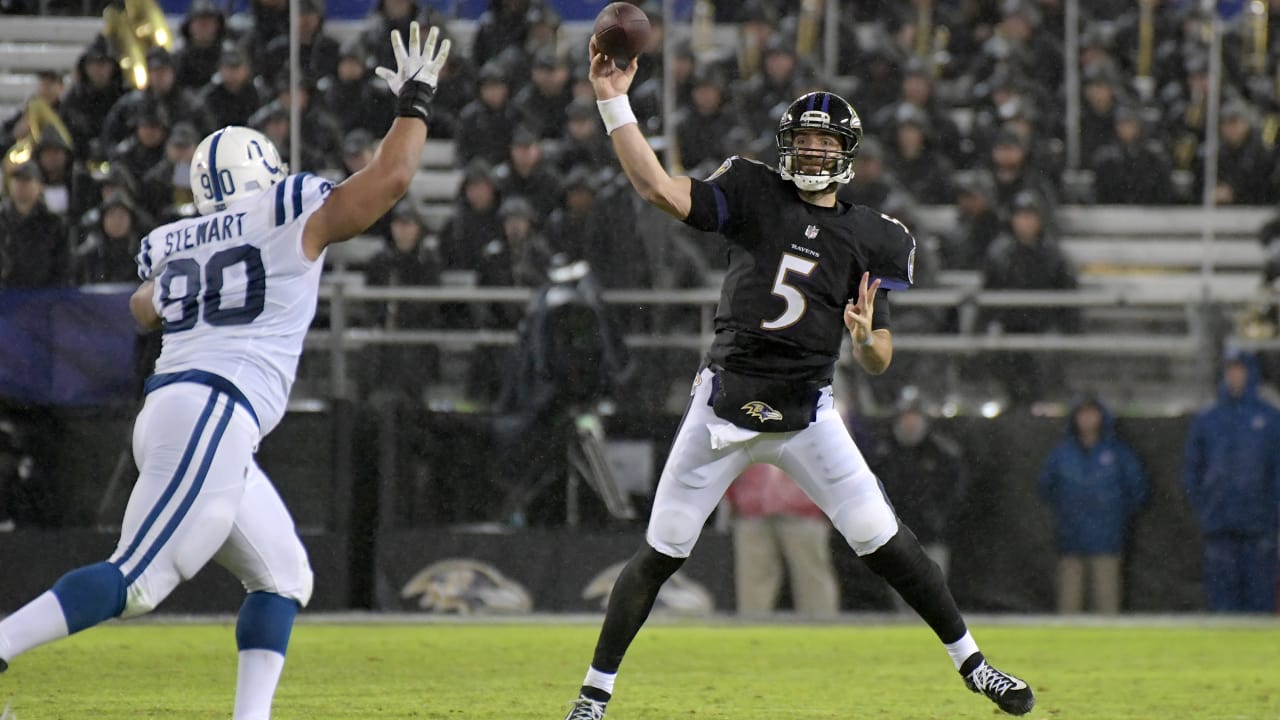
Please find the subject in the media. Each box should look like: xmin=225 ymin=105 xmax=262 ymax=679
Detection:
xmin=741 ymin=401 xmax=783 ymax=423
xmin=707 ymin=158 xmax=733 ymax=181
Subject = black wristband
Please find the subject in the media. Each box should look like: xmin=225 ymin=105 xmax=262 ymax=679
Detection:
xmin=396 ymin=79 xmax=436 ymax=124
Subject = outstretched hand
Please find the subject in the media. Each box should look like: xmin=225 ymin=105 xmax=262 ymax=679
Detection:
xmin=375 ymin=21 xmax=450 ymax=96
xmin=844 ymin=271 xmax=881 ymax=345
xmin=588 ymin=36 xmax=638 ymax=100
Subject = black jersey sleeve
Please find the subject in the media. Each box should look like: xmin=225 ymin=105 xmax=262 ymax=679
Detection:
xmin=869 ymin=211 xmax=917 ymax=291
xmin=871 ymin=288 xmax=891 ymax=330
xmin=683 ymin=156 xmax=758 ymax=238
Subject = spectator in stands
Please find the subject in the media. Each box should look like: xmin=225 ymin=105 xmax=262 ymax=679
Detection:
xmin=139 ymin=122 xmax=198 ymax=222
xmin=490 ymin=3 xmax=561 ymax=93
xmin=456 ymin=62 xmax=517 ymax=168
xmin=1039 ymin=395 xmax=1147 ymax=614
xmin=1162 ymin=53 xmax=1210 ymax=176
xmin=870 ymin=394 xmax=967 ymax=610
xmin=847 ymin=44 xmax=904 ymax=123
xmin=0 ymin=162 xmax=69 ymax=289
xmin=675 ymin=69 xmax=731 ymax=171
xmin=60 ymin=34 xmax=123 ymax=161
xmin=631 ymin=39 xmax=696 ymax=135
xmin=515 ymin=50 xmax=573 ymax=141
xmin=940 ymin=169 xmax=1001 ymax=271
xmin=33 ymin=131 xmax=87 ymax=221
xmin=107 ymin=100 xmax=168 ymax=183
xmin=836 ymin=138 xmax=916 ymax=212
xmin=734 ymin=38 xmax=807 ymax=139
xmin=194 ymin=43 xmax=260 ymax=133
xmin=75 ymin=163 xmax=138 ymax=235
xmin=889 ymin=104 xmax=955 ymax=205
xmin=472 ymin=0 xmax=532 ymax=69
xmin=987 ymin=127 xmax=1058 ymax=216
xmin=72 ymin=192 xmax=145 ymax=285
xmin=546 ymin=166 xmax=596 ymax=256
xmin=1091 ymin=106 xmax=1174 ymax=205
xmin=239 ymin=0 xmax=290 ymax=71
xmin=0 ymin=70 xmax=63 ymax=156
xmin=248 ymin=75 xmax=342 ymax=172
xmin=493 ymin=125 xmax=562 ymax=225
xmin=173 ymin=0 xmax=226 ymax=93
xmin=993 ymin=0 xmax=1064 ymax=98
xmin=1205 ymin=100 xmax=1278 ymax=206
xmin=556 ymin=99 xmax=612 ymax=173
xmin=441 ymin=159 xmax=503 ymax=272
xmin=318 ymin=39 xmax=395 ymax=137
xmin=729 ymin=0 xmax=781 ymax=84
xmin=1079 ymin=62 xmax=1122 ymax=167
xmin=981 ymin=190 xmax=1078 ymax=405
xmin=262 ymin=0 xmax=340 ymax=83
xmin=726 ymin=464 xmax=839 ymax=618
xmin=340 ymin=128 xmax=374 ymax=179
xmin=872 ymin=58 xmax=965 ymax=168
xmin=363 ymin=198 xmax=442 ymax=400
xmin=1184 ymin=351 xmax=1280 ymax=613
xmin=100 ymin=47 xmax=193 ymax=150
xmin=479 ymin=196 xmax=552 ymax=290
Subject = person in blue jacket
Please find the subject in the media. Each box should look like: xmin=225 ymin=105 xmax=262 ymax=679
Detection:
xmin=1184 ymin=352 xmax=1280 ymax=613
xmin=1039 ymin=395 xmax=1147 ymax=613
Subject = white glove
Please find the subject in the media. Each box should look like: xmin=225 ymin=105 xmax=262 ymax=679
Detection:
xmin=375 ymin=21 xmax=450 ymax=96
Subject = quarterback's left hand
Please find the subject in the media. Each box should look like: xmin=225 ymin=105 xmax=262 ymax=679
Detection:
xmin=844 ymin=271 xmax=880 ymax=344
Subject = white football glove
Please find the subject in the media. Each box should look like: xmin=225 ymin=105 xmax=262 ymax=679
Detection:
xmin=375 ymin=21 xmax=450 ymax=96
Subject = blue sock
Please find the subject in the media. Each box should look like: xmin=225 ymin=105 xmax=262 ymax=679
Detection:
xmin=51 ymin=562 xmax=127 ymax=634
xmin=235 ymin=592 xmax=299 ymax=653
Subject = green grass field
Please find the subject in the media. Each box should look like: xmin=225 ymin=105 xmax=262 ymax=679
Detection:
xmin=2 ymin=620 xmax=1278 ymax=719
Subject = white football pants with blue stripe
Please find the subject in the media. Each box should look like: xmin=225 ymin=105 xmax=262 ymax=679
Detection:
xmin=0 ymin=381 xmax=312 ymax=669
xmin=113 ymin=383 xmax=313 ymax=615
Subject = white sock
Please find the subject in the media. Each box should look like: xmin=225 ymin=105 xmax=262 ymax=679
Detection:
xmin=233 ymin=649 xmax=286 ymax=720
xmin=583 ymin=666 xmax=617 ymax=696
xmin=0 ymin=592 xmax=70 ymax=661
xmin=945 ymin=631 xmax=980 ymax=672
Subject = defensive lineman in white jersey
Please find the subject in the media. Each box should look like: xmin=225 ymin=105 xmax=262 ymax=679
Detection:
xmin=0 ymin=23 xmax=448 ymax=718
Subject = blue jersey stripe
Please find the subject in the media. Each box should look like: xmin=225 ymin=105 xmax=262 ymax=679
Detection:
xmin=111 ymin=387 xmax=219 ymax=571
xmin=291 ymin=172 xmax=310 ymax=220
xmin=124 ymin=397 xmax=236 ymax=584
xmin=208 ymin=129 xmax=225 ymax=203
xmin=274 ymin=180 xmax=287 ymax=226
xmin=712 ymin=183 xmax=729 ymax=234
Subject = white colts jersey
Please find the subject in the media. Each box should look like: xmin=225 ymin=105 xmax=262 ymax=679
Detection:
xmin=136 ymin=172 xmax=334 ymax=436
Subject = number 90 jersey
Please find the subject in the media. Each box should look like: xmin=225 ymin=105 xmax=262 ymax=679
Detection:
xmin=136 ymin=172 xmax=334 ymax=436
xmin=683 ymin=157 xmax=915 ymax=383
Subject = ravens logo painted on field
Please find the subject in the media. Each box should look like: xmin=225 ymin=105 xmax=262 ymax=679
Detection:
xmin=741 ymin=401 xmax=783 ymax=423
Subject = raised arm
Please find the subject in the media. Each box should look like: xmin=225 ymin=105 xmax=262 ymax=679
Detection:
xmin=302 ymin=22 xmax=450 ymax=260
xmin=590 ymin=38 xmax=691 ymax=220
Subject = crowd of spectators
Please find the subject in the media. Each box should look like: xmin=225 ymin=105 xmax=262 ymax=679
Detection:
xmin=3 ymin=0 xmax=1280 ymax=404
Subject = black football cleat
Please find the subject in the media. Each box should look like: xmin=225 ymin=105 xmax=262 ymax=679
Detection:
xmin=964 ymin=659 xmax=1035 ymax=715
xmin=563 ymin=694 xmax=607 ymax=720
xmin=0 ymin=657 xmax=7 ymax=672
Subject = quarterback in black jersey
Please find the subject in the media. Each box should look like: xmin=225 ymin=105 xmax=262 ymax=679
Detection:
xmin=562 ymin=39 xmax=1035 ymax=720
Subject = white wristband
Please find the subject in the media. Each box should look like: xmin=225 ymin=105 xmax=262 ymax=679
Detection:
xmin=597 ymin=95 xmax=638 ymax=135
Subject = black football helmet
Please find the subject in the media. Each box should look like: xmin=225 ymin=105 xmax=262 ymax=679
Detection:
xmin=775 ymin=91 xmax=862 ymax=191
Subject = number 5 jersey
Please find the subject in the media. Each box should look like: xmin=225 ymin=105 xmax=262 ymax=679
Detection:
xmin=136 ymin=172 xmax=335 ymax=436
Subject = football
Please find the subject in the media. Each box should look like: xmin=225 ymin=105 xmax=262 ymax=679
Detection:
xmin=592 ymin=2 xmax=651 ymax=64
